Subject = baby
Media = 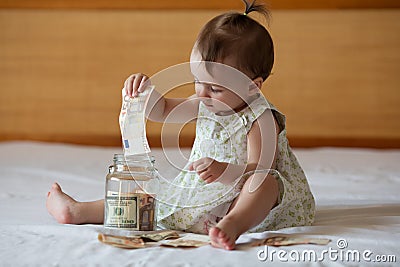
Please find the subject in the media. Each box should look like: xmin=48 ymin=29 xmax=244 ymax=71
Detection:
xmin=47 ymin=0 xmax=315 ymax=250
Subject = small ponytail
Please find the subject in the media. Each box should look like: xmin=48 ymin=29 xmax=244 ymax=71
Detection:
xmin=242 ymin=0 xmax=271 ymax=23
xmin=242 ymin=0 xmax=271 ymax=24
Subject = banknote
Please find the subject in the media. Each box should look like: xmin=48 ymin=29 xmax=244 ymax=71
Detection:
xmin=119 ymin=86 xmax=153 ymax=156
xmin=98 ymin=233 xmax=145 ymax=249
xmin=160 ymin=233 xmax=210 ymax=248
xmin=140 ymin=230 xmax=180 ymax=242
xmin=98 ymin=230 xmax=180 ymax=249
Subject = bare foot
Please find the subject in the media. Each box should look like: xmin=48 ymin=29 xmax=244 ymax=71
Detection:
xmin=46 ymin=183 xmax=82 ymax=224
xmin=209 ymin=216 xmax=242 ymax=250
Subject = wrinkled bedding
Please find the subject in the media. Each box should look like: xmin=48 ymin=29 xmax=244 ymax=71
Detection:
xmin=0 ymin=141 xmax=399 ymax=266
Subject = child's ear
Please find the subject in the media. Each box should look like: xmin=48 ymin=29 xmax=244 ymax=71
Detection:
xmin=249 ymin=77 xmax=263 ymax=95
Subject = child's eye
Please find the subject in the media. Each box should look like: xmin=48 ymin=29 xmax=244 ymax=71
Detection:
xmin=194 ymin=78 xmax=222 ymax=93
xmin=210 ymin=87 xmax=222 ymax=93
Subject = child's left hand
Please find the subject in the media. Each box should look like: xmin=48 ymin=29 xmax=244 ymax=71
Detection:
xmin=188 ymin=157 xmax=228 ymax=184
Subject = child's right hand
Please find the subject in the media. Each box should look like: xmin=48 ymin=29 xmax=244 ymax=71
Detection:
xmin=124 ymin=73 xmax=150 ymax=98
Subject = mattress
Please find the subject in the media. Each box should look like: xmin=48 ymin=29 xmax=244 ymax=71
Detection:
xmin=0 ymin=141 xmax=399 ymax=266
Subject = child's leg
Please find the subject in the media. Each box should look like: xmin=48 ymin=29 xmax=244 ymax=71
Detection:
xmin=46 ymin=183 xmax=104 ymax=224
xmin=209 ymin=172 xmax=279 ymax=250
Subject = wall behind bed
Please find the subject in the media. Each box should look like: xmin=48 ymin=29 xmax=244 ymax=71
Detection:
xmin=0 ymin=1 xmax=399 ymax=148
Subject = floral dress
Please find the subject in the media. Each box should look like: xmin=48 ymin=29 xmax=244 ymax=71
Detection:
xmin=157 ymin=94 xmax=315 ymax=234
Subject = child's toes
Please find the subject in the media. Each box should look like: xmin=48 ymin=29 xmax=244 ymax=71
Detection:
xmin=209 ymin=227 xmax=225 ymax=248
xmin=224 ymin=238 xmax=235 ymax=250
xmin=218 ymin=231 xmax=230 ymax=245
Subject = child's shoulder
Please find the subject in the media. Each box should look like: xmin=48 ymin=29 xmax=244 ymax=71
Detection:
xmin=249 ymin=94 xmax=286 ymax=133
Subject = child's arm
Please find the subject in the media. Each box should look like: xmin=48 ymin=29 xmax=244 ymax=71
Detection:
xmin=124 ymin=73 xmax=199 ymax=123
xmin=189 ymin=109 xmax=279 ymax=184
xmin=246 ymin=109 xmax=279 ymax=172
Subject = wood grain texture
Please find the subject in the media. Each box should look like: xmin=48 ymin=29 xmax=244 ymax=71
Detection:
xmin=0 ymin=9 xmax=399 ymax=148
xmin=1 ymin=0 xmax=399 ymax=10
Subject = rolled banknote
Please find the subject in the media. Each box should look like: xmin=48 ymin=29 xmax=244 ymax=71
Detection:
xmin=119 ymin=86 xmax=153 ymax=156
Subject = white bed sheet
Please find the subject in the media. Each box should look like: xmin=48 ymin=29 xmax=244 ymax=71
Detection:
xmin=0 ymin=141 xmax=399 ymax=266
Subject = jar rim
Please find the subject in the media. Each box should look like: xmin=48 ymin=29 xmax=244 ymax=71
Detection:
xmin=113 ymin=153 xmax=155 ymax=164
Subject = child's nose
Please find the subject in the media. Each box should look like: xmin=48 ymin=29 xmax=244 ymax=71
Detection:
xmin=196 ymin=86 xmax=209 ymax=98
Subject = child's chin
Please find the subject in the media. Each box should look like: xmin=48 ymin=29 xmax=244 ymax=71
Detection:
xmin=207 ymin=107 xmax=224 ymax=115
xmin=204 ymin=104 xmax=233 ymax=115
xmin=204 ymin=105 xmax=216 ymax=112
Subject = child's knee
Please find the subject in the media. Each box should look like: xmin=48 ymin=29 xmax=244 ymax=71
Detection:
xmin=244 ymin=172 xmax=279 ymax=195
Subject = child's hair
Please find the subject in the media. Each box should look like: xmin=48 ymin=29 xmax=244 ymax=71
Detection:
xmin=196 ymin=0 xmax=274 ymax=81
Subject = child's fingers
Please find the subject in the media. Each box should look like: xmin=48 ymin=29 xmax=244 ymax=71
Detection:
xmin=123 ymin=73 xmax=150 ymax=98
xmin=204 ymin=179 xmax=213 ymax=184
xmin=199 ymin=171 xmax=213 ymax=182
xmin=199 ymin=170 xmax=210 ymax=179
xmin=194 ymin=162 xmax=209 ymax=173
xmin=188 ymin=162 xmax=194 ymax=171
xmin=124 ymin=75 xmax=134 ymax=97
xmin=189 ymin=159 xmax=201 ymax=171
xmin=138 ymin=76 xmax=149 ymax=93
xmin=132 ymin=75 xmax=142 ymax=97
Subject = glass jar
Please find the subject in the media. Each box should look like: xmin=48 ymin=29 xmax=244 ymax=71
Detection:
xmin=104 ymin=153 xmax=158 ymax=232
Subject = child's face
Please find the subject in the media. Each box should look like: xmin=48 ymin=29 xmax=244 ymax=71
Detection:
xmin=193 ymin=78 xmax=247 ymax=115
xmin=190 ymin=47 xmax=258 ymax=115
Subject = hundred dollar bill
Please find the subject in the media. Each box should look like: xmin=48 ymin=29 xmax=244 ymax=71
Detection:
xmin=119 ymin=86 xmax=153 ymax=156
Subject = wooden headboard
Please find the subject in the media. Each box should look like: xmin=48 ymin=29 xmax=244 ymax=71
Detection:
xmin=1 ymin=1 xmax=399 ymax=148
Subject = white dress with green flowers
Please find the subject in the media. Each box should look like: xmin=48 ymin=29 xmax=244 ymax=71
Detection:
xmin=157 ymin=94 xmax=315 ymax=234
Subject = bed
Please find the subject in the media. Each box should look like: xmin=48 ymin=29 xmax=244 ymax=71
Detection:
xmin=0 ymin=141 xmax=398 ymax=266
xmin=1 ymin=1 xmax=400 ymax=265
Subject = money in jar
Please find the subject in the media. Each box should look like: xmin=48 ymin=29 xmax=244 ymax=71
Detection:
xmin=104 ymin=153 xmax=158 ymax=232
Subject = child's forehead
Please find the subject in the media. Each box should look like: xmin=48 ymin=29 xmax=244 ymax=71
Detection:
xmin=189 ymin=45 xmax=258 ymax=99
xmin=190 ymin=59 xmax=251 ymax=93
xmin=190 ymin=46 xmax=237 ymax=68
